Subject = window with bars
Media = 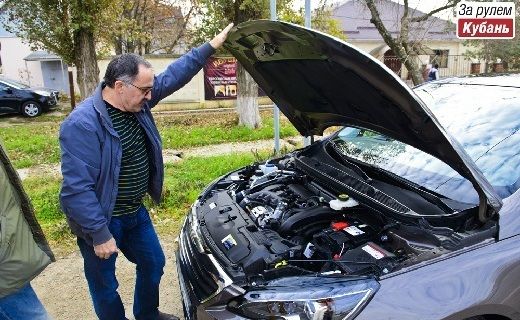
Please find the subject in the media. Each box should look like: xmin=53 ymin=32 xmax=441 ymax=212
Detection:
xmin=430 ymin=49 xmax=449 ymax=68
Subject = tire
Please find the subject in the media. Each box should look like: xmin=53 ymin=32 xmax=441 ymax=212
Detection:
xmin=21 ymin=101 xmax=42 ymax=117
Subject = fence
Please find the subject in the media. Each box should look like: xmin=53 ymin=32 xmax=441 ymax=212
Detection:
xmin=383 ymin=55 xmax=519 ymax=82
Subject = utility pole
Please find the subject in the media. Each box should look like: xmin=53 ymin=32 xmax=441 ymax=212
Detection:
xmin=271 ymin=0 xmax=281 ymax=154
xmin=303 ymin=0 xmax=313 ymax=147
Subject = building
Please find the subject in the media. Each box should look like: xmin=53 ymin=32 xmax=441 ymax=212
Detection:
xmin=333 ymin=0 xmax=479 ymax=79
xmin=0 ymin=21 xmax=68 ymax=92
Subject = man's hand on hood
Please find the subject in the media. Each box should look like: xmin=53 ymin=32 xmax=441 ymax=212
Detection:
xmin=209 ymin=23 xmax=234 ymax=49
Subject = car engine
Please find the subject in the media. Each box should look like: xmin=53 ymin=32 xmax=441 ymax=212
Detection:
xmin=196 ymin=153 xmax=496 ymax=283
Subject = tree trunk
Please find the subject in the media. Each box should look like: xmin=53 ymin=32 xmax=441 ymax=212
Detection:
xmin=236 ymin=62 xmax=261 ymax=129
xmin=403 ymin=57 xmax=423 ymax=85
xmin=74 ymin=28 xmax=100 ymax=99
xmin=364 ymin=0 xmax=457 ymax=86
xmin=114 ymin=36 xmax=123 ymax=55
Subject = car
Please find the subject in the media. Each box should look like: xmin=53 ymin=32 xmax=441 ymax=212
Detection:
xmin=0 ymin=76 xmax=59 ymax=117
xmin=175 ymin=20 xmax=520 ymax=320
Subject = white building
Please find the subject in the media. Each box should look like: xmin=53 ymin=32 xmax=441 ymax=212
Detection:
xmin=0 ymin=21 xmax=68 ymax=92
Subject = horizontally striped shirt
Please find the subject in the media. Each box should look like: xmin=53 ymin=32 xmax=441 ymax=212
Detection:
xmin=106 ymin=102 xmax=150 ymax=216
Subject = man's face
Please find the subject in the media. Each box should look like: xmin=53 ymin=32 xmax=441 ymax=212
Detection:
xmin=118 ymin=65 xmax=154 ymax=113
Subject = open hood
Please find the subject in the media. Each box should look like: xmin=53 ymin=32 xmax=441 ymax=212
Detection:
xmin=223 ymin=20 xmax=502 ymax=221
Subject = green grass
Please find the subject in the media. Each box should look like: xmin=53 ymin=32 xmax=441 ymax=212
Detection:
xmin=23 ymin=152 xmax=266 ymax=244
xmin=0 ymin=110 xmax=297 ymax=168
xmin=0 ymin=124 xmax=61 ymax=168
xmin=22 ymin=175 xmax=72 ymax=242
xmin=147 ymin=152 xmax=269 ymax=235
xmin=157 ymin=112 xmax=298 ymax=149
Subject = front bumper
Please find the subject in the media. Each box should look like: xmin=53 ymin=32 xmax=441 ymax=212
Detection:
xmin=39 ymin=93 xmax=59 ymax=111
xmin=175 ymin=210 xmax=245 ymax=319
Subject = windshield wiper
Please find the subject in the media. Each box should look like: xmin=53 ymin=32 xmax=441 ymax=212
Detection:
xmin=329 ymin=140 xmax=453 ymax=214
xmin=368 ymin=166 xmax=454 ymax=214
xmin=328 ymin=141 xmax=372 ymax=183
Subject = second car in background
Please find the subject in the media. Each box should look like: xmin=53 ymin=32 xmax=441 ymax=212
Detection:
xmin=0 ymin=77 xmax=59 ymax=117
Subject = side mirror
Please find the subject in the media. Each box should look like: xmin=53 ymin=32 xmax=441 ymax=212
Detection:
xmin=2 ymin=87 xmax=12 ymax=94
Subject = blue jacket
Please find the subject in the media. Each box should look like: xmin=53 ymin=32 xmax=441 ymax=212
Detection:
xmin=59 ymin=43 xmax=215 ymax=246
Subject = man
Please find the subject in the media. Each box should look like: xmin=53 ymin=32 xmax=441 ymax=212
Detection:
xmin=428 ymin=63 xmax=440 ymax=81
xmin=59 ymin=23 xmax=233 ymax=320
xmin=0 ymin=142 xmax=55 ymax=320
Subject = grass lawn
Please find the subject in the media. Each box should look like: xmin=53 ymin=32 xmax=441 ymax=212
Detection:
xmin=0 ymin=110 xmax=297 ymax=168
xmin=23 ymin=152 xmax=267 ymax=247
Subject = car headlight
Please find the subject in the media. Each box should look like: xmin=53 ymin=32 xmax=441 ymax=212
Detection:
xmin=33 ymin=90 xmax=51 ymax=97
xmin=228 ymin=276 xmax=379 ymax=319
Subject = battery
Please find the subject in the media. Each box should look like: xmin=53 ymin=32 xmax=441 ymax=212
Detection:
xmin=338 ymin=242 xmax=396 ymax=275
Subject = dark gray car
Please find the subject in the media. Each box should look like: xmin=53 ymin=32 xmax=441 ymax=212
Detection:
xmin=0 ymin=77 xmax=59 ymax=117
xmin=175 ymin=20 xmax=520 ymax=320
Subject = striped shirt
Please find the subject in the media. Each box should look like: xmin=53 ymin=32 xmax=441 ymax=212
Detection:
xmin=106 ymin=102 xmax=150 ymax=216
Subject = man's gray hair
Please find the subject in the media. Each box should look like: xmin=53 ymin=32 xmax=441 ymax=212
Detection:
xmin=104 ymin=53 xmax=152 ymax=88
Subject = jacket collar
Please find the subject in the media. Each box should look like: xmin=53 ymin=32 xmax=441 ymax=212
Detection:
xmin=92 ymin=82 xmax=113 ymax=126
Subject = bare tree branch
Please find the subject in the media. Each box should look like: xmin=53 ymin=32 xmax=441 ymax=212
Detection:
xmin=410 ymin=0 xmax=460 ymax=22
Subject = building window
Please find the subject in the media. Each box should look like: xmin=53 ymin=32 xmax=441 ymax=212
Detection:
xmin=430 ymin=49 xmax=449 ymax=68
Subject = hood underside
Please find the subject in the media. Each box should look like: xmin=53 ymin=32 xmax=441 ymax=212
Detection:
xmin=223 ymin=20 xmax=502 ymax=220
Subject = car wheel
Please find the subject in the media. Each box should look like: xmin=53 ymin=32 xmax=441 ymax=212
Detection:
xmin=21 ymin=101 xmax=42 ymax=117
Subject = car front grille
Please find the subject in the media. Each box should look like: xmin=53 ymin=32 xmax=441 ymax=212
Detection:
xmin=51 ymin=91 xmax=59 ymax=105
xmin=178 ymin=221 xmax=220 ymax=302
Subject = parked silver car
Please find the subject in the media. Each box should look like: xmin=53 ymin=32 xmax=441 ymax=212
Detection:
xmin=175 ymin=20 xmax=520 ymax=320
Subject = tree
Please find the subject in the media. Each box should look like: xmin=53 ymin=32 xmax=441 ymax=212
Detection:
xmin=194 ymin=0 xmax=344 ymax=129
xmin=463 ymin=0 xmax=520 ymax=72
xmin=364 ymin=0 xmax=460 ymax=85
xmin=278 ymin=1 xmax=346 ymax=40
xmin=1 ymin=0 xmax=117 ymax=98
xmin=107 ymin=0 xmax=199 ymax=55
xmin=193 ymin=0 xmax=271 ymax=129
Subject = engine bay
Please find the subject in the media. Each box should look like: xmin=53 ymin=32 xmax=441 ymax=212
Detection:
xmin=195 ymin=148 xmax=497 ymax=284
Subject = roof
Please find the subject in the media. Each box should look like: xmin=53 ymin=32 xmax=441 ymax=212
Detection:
xmin=24 ymin=51 xmax=62 ymax=61
xmin=332 ymin=0 xmax=458 ymax=41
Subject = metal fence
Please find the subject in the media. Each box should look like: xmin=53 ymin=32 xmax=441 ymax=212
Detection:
xmin=383 ymin=55 xmax=518 ymax=82
xmin=437 ymin=55 xmax=474 ymax=77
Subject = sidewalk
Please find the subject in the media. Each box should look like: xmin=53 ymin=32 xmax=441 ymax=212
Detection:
xmin=16 ymin=136 xmax=301 ymax=180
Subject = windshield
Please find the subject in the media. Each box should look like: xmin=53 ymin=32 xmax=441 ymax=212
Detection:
xmin=0 ymin=78 xmax=30 ymax=89
xmin=333 ymin=82 xmax=520 ymax=204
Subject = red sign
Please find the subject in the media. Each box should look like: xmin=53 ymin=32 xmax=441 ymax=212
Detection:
xmin=458 ymin=18 xmax=514 ymax=38
xmin=456 ymin=1 xmax=515 ymax=39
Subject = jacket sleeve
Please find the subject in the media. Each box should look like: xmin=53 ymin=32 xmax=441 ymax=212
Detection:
xmin=149 ymin=42 xmax=215 ymax=107
xmin=59 ymin=117 xmax=112 ymax=245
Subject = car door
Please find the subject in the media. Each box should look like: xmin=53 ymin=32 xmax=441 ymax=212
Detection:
xmin=0 ymin=83 xmax=20 ymax=113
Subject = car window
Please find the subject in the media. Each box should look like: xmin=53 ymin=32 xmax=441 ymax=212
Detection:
xmin=417 ymin=83 xmax=520 ymax=198
xmin=334 ymin=83 xmax=520 ymax=204
xmin=334 ymin=127 xmax=475 ymax=203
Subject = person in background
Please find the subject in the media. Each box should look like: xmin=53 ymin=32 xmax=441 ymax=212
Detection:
xmin=428 ymin=63 xmax=440 ymax=81
xmin=0 ymin=142 xmax=55 ymax=320
xmin=59 ymin=23 xmax=233 ymax=320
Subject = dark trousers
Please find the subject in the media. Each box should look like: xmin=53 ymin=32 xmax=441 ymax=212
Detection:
xmin=77 ymin=206 xmax=166 ymax=320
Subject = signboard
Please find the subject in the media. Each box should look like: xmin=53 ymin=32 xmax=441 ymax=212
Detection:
xmin=203 ymin=57 xmax=237 ymax=100
xmin=456 ymin=1 xmax=516 ymax=39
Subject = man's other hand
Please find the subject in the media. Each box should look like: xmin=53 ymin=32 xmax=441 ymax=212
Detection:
xmin=209 ymin=23 xmax=234 ymax=49
xmin=94 ymin=237 xmax=119 ymax=259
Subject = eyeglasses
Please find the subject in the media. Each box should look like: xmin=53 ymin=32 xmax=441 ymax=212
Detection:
xmin=126 ymin=82 xmax=153 ymax=95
